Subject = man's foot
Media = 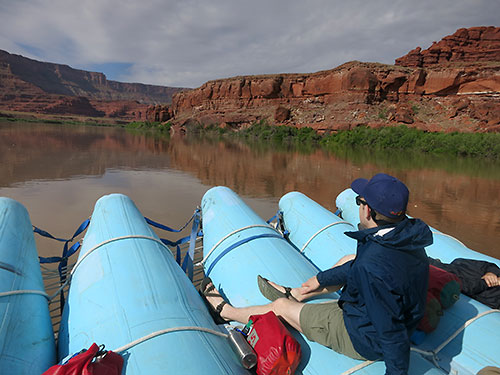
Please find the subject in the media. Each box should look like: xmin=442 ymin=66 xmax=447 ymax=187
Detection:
xmin=257 ymin=275 xmax=299 ymax=302
xmin=199 ymin=277 xmax=230 ymax=324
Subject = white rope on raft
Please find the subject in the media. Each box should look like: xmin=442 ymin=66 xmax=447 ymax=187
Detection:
xmin=47 ymin=235 xmax=171 ymax=302
xmin=0 ymin=289 xmax=49 ymax=299
xmin=300 ymin=221 xmax=355 ymax=253
xmin=196 ymin=224 xmax=281 ymax=267
xmin=340 ymin=360 xmax=376 ymax=375
xmin=418 ymin=309 xmax=500 ymax=359
xmin=340 ymin=309 xmax=500 ymax=374
xmin=112 ymin=326 xmax=228 ymax=354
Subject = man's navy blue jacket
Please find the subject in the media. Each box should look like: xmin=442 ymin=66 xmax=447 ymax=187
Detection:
xmin=317 ymin=218 xmax=432 ymax=375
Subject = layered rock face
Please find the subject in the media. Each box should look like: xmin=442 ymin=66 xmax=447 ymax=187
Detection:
xmin=395 ymin=27 xmax=500 ymax=67
xmin=0 ymin=49 xmax=186 ymax=120
xmin=162 ymin=26 xmax=499 ymax=133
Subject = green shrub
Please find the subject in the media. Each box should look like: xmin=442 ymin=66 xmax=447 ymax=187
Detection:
xmin=320 ymin=125 xmax=500 ymax=159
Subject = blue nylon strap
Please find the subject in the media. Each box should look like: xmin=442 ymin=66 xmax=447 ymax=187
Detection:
xmin=159 ymin=231 xmax=201 ymax=265
xmin=266 ymin=210 xmax=290 ymax=237
xmin=266 ymin=214 xmax=277 ymax=224
xmin=34 ymin=218 xmax=90 ymax=313
xmin=39 ymin=256 xmax=63 ymax=264
xmin=205 ymin=233 xmax=287 ymax=277
xmin=37 ymin=219 xmax=89 ymax=264
xmin=145 ymin=211 xmax=201 ymax=267
xmin=70 ymin=219 xmax=90 ymax=239
xmin=182 ymin=210 xmax=201 ymax=280
xmin=33 ymin=227 xmax=67 ymax=242
xmin=57 ymin=220 xmax=89 ymax=313
xmin=65 ymin=241 xmax=82 ymax=259
xmin=145 ymin=217 xmax=183 ymax=233
xmin=145 ymin=212 xmax=195 ymax=233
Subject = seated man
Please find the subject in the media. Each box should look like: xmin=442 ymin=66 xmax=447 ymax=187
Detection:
xmin=203 ymin=173 xmax=432 ymax=375
xmin=429 ymin=257 xmax=500 ymax=309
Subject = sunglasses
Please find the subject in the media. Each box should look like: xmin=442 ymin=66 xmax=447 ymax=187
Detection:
xmin=355 ymin=196 xmax=368 ymax=206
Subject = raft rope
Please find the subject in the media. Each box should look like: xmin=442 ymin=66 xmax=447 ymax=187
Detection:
xmin=0 ymin=289 xmax=49 ymax=299
xmin=339 ymin=309 xmax=500 ymax=374
xmin=197 ymin=224 xmax=281 ymax=267
xmin=340 ymin=361 xmax=376 ymax=375
xmin=112 ymin=326 xmax=228 ymax=354
xmin=37 ymin=209 xmax=202 ymax=306
xmin=410 ymin=309 xmax=500 ymax=369
xmin=47 ymin=235 xmax=171 ymax=302
xmin=300 ymin=221 xmax=355 ymax=253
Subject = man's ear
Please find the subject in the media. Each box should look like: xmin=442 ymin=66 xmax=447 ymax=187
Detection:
xmin=364 ymin=205 xmax=376 ymax=225
xmin=363 ymin=204 xmax=372 ymax=221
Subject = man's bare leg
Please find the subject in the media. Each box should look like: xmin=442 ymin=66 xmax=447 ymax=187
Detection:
xmin=265 ymin=280 xmax=341 ymax=302
xmin=205 ymin=282 xmax=305 ymax=332
xmin=263 ymin=254 xmax=356 ymax=302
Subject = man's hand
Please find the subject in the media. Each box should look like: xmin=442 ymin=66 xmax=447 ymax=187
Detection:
xmin=300 ymin=276 xmax=321 ymax=295
xmin=481 ymin=272 xmax=500 ymax=287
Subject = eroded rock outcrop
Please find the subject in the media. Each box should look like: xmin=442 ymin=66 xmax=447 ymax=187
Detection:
xmin=395 ymin=27 xmax=500 ymax=67
xmin=0 ymin=49 xmax=186 ymax=120
xmin=167 ymin=27 xmax=499 ymax=133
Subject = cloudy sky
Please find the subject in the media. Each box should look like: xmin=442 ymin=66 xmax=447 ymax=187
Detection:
xmin=0 ymin=0 xmax=498 ymax=88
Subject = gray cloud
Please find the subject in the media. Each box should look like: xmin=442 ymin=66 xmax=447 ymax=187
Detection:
xmin=0 ymin=0 xmax=498 ymax=87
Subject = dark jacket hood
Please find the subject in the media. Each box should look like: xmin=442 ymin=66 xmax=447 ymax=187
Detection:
xmin=346 ymin=217 xmax=433 ymax=253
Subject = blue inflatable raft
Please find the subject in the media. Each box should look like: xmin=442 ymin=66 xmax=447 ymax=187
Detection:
xmin=0 ymin=198 xmax=56 ymax=374
xmin=200 ymin=186 xmax=445 ymax=375
xmin=58 ymin=193 xmax=248 ymax=374
xmin=278 ymin=189 xmax=500 ymax=375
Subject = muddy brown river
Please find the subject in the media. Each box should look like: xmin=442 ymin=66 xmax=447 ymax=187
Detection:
xmin=1 ymin=121 xmax=499 ymax=260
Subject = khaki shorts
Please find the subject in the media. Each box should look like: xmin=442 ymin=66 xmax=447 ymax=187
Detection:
xmin=299 ymin=301 xmax=365 ymax=360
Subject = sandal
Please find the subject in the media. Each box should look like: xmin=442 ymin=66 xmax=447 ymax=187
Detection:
xmin=257 ymin=275 xmax=297 ymax=302
xmin=199 ymin=277 xmax=229 ymax=324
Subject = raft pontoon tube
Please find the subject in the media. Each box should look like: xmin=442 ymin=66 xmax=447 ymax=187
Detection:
xmin=0 ymin=198 xmax=56 ymax=374
xmin=201 ymin=186 xmax=445 ymax=375
xmin=278 ymin=189 xmax=500 ymax=375
xmin=58 ymin=193 xmax=248 ymax=374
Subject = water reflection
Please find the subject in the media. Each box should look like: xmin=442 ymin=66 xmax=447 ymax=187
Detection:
xmin=1 ymin=121 xmax=499 ymax=259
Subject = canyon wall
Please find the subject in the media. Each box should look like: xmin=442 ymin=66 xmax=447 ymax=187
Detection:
xmin=0 ymin=49 xmax=186 ymax=120
xmin=155 ymin=27 xmax=499 ymax=133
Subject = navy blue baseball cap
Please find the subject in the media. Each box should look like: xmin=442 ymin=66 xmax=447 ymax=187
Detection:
xmin=351 ymin=173 xmax=409 ymax=218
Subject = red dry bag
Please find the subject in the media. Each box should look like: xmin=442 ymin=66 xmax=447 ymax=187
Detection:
xmin=247 ymin=311 xmax=301 ymax=375
xmin=42 ymin=343 xmax=123 ymax=375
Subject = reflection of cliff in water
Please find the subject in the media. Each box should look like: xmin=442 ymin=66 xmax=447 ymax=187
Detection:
xmin=0 ymin=123 xmax=172 ymax=187
xmin=166 ymin=137 xmax=500 ymax=258
xmin=1 ymin=122 xmax=499 ymax=257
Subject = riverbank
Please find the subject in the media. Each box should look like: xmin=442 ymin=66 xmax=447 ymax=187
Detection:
xmin=196 ymin=121 xmax=500 ymax=160
xmin=3 ymin=110 xmax=500 ymax=159
xmin=0 ymin=110 xmax=124 ymax=127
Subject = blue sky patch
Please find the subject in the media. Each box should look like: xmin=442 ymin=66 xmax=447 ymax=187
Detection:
xmin=16 ymin=42 xmax=45 ymax=59
xmin=80 ymin=62 xmax=134 ymax=81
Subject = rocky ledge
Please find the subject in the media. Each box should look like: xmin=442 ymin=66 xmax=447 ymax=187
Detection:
xmin=0 ymin=49 xmax=185 ymax=121
xmin=151 ymin=26 xmax=499 ymax=133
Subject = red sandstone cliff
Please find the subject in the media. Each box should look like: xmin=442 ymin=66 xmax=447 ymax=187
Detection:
xmin=0 ymin=49 xmax=187 ymax=120
xmin=395 ymin=27 xmax=500 ymax=67
xmin=156 ymin=26 xmax=499 ymax=133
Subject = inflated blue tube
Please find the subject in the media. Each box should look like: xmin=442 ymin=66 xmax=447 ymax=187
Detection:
xmin=201 ymin=187 xmax=445 ymax=375
xmin=279 ymin=191 xmax=357 ymax=271
xmin=58 ymin=193 xmax=248 ymax=374
xmin=0 ymin=198 xmax=56 ymax=374
xmin=201 ymin=187 xmax=323 ymax=307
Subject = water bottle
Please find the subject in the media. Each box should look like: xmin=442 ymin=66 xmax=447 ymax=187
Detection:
xmin=227 ymin=328 xmax=257 ymax=369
